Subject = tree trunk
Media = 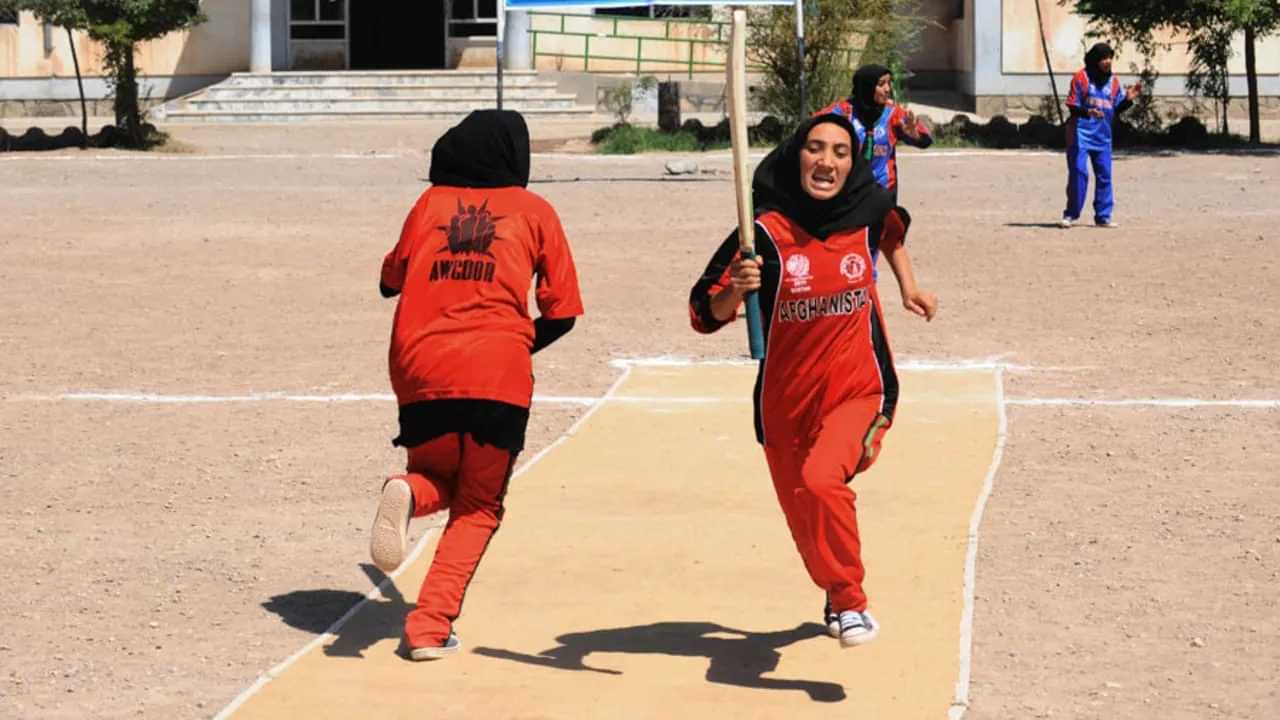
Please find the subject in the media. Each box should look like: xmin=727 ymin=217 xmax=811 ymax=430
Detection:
xmin=66 ymin=27 xmax=88 ymax=149
xmin=1245 ymin=25 xmax=1260 ymax=145
xmin=120 ymin=44 xmax=142 ymax=145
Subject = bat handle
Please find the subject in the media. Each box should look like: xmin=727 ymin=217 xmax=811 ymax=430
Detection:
xmin=744 ymin=292 xmax=765 ymax=360
xmin=740 ymin=249 xmax=764 ymax=360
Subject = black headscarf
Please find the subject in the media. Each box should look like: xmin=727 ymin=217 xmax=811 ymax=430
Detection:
xmin=752 ymin=114 xmax=894 ymax=240
xmin=1085 ymin=43 xmax=1115 ymax=85
xmin=850 ymin=63 xmax=892 ymax=131
xmin=428 ymin=109 xmax=530 ymax=188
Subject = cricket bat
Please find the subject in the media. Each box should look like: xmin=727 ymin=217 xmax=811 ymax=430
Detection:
xmin=727 ymin=7 xmax=765 ymax=360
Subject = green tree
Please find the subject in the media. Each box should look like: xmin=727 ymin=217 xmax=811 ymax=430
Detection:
xmin=749 ymin=0 xmax=929 ymax=128
xmin=1 ymin=0 xmax=205 ymax=147
xmin=1066 ymin=0 xmax=1280 ymax=143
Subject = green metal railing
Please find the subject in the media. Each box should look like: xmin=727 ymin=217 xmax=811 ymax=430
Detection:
xmin=529 ymin=12 xmax=739 ymax=78
xmin=528 ymin=12 xmax=863 ymax=79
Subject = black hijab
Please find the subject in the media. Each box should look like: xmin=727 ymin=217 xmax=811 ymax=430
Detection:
xmin=1085 ymin=43 xmax=1115 ymax=86
xmin=850 ymin=63 xmax=892 ymax=131
xmin=752 ymin=114 xmax=894 ymax=240
xmin=428 ymin=109 xmax=530 ymax=188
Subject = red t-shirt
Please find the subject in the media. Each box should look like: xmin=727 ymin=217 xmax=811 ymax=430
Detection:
xmin=381 ymin=185 xmax=584 ymax=409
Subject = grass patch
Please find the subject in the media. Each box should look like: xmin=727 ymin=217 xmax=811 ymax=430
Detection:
xmin=930 ymin=134 xmax=980 ymax=150
xmin=594 ymin=125 xmax=705 ymax=154
xmin=148 ymin=131 xmax=197 ymax=154
xmin=591 ymin=121 xmax=778 ymax=155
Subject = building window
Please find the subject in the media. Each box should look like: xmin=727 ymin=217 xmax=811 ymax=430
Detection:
xmin=449 ymin=0 xmax=496 ymax=38
xmin=290 ymin=0 xmax=345 ymax=40
xmin=0 ymin=9 xmax=20 ymax=24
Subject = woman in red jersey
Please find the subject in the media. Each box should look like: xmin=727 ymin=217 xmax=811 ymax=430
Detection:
xmin=369 ymin=110 xmax=583 ymax=660
xmin=689 ymin=114 xmax=937 ymax=647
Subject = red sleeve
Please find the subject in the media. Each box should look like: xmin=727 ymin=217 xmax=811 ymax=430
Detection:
xmin=814 ymin=98 xmax=853 ymax=119
xmin=381 ymin=190 xmax=431 ymax=294
xmin=689 ymin=229 xmax=742 ymax=334
xmin=878 ymin=207 xmax=910 ymax=252
xmin=1066 ymin=71 xmax=1085 ymax=107
xmin=533 ymin=201 xmax=584 ymax=320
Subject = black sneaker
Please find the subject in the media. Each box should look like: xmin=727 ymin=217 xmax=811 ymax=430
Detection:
xmin=410 ymin=631 xmax=461 ymax=661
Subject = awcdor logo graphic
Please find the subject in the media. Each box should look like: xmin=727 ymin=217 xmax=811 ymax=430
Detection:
xmin=430 ymin=198 xmax=501 ymax=283
xmin=443 ymin=199 xmax=501 ymax=256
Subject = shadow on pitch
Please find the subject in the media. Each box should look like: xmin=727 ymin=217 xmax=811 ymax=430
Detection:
xmin=262 ymin=563 xmax=414 ymax=659
xmin=1004 ymin=222 xmax=1068 ymax=229
xmin=474 ymin=621 xmax=844 ymax=702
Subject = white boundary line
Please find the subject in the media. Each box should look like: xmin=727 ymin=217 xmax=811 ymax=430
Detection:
xmin=29 ymin=391 xmax=1277 ymax=409
xmin=949 ymin=366 xmax=1007 ymax=720
xmin=0 ymin=152 xmax=404 ymax=162
xmin=1006 ymin=397 xmax=1280 ymax=409
xmin=211 ymin=365 xmax=633 ymax=720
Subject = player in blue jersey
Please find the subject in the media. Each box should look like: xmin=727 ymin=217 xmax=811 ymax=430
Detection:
xmin=818 ymin=64 xmax=933 ymax=204
xmin=1061 ymin=43 xmax=1141 ymax=228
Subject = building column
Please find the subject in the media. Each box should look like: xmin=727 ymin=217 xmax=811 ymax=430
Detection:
xmin=251 ymin=0 xmax=273 ymax=73
xmin=504 ymin=10 xmax=531 ymax=70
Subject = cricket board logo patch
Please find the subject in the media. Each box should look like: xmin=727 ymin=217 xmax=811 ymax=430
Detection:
xmin=786 ymin=254 xmax=810 ymax=278
xmin=840 ymin=253 xmax=867 ymax=283
xmin=785 ymin=253 xmax=813 ymax=293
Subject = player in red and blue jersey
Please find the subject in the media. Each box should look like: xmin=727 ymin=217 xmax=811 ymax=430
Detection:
xmin=818 ymin=64 xmax=933 ymax=204
xmin=1061 ymin=43 xmax=1140 ymax=228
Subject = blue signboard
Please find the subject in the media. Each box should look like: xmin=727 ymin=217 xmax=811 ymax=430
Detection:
xmin=506 ymin=0 xmax=788 ymax=7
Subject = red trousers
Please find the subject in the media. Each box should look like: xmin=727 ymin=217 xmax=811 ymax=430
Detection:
xmin=396 ymin=433 xmax=515 ymax=647
xmin=763 ymin=396 xmax=891 ymax=613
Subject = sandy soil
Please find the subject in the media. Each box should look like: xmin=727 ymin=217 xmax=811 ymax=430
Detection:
xmin=1 ymin=123 xmax=1277 ymax=719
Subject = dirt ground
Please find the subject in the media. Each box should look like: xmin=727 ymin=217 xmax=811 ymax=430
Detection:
xmin=1 ymin=122 xmax=1277 ymax=719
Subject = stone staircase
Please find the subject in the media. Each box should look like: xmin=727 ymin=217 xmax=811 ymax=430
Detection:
xmin=153 ymin=70 xmax=592 ymax=123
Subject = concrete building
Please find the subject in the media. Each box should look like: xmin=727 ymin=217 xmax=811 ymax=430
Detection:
xmin=1 ymin=0 xmax=1277 ymax=118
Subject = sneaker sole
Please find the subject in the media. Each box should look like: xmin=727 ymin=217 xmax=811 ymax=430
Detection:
xmin=840 ymin=627 xmax=880 ymax=647
xmin=370 ymin=478 xmax=412 ymax=572
xmin=826 ymin=620 xmax=840 ymax=639
xmin=840 ymin=613 xmax=880 ymax=647
xmin=409 ymin=642 xmax=461 ymax=661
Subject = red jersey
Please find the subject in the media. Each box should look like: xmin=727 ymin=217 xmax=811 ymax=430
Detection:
xmin=690 ymin=209 xmax=906 ymax=446
xmin=381 ymin=185 xmax=583 ymax=409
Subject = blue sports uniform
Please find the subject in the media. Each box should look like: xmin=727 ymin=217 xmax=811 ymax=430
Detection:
xmin=1064 ymin=69 xmax=1128 ymax=223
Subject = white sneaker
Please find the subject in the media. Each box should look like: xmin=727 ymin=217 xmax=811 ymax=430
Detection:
xmin=1096 ymin=218 xmax=1119 ymax=228
xmin=370 ymin=477 xmax=412 ymax=572
xmin=1058 ymin=217 xmax=1074 ymax=228
xmin=410 ymin=631 xmax=461 ymax=661
xmin=824 ymin=600 xmax=840 ymax=639
xmin=838 ymin=610 xmax=880 ymax=647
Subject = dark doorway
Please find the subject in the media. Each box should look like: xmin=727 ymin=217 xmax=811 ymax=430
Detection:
xmin=349 ymin=1 xmax=445 ymax=70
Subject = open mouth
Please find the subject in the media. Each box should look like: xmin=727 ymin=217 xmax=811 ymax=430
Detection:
xmin=810 ymin=170 xmax=837 ymax=191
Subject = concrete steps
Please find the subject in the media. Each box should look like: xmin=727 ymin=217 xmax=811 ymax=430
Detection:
xmin=155 ymin=70 xmax=592 ymax=123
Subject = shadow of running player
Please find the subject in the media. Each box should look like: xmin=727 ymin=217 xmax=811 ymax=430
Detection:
xmin=261 ymin=563 xmax=413 ymax=660
xmin=474 ymin=621 xmax=844 ymax=702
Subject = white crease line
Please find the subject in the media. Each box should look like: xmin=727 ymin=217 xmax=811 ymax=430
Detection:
xmin=1006 ymin=398 xmax=1280 ymax=409
xmin=212 ymin=365 xmax=633 ymax=720
xmin=950 ymin=366 xmax=1007 ymax=720
xmin=608 ymin=354 xmax=1046 ymax=372
xmin=32 ymin=391 xmax=734 ymax=406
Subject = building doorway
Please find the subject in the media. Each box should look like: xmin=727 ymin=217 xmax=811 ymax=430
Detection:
xmin=349 ymin=1 xmax=446 ymax=70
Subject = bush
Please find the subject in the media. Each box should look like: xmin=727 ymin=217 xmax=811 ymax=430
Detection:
xmin=748 ymin=0 xmax=930 ymax=128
